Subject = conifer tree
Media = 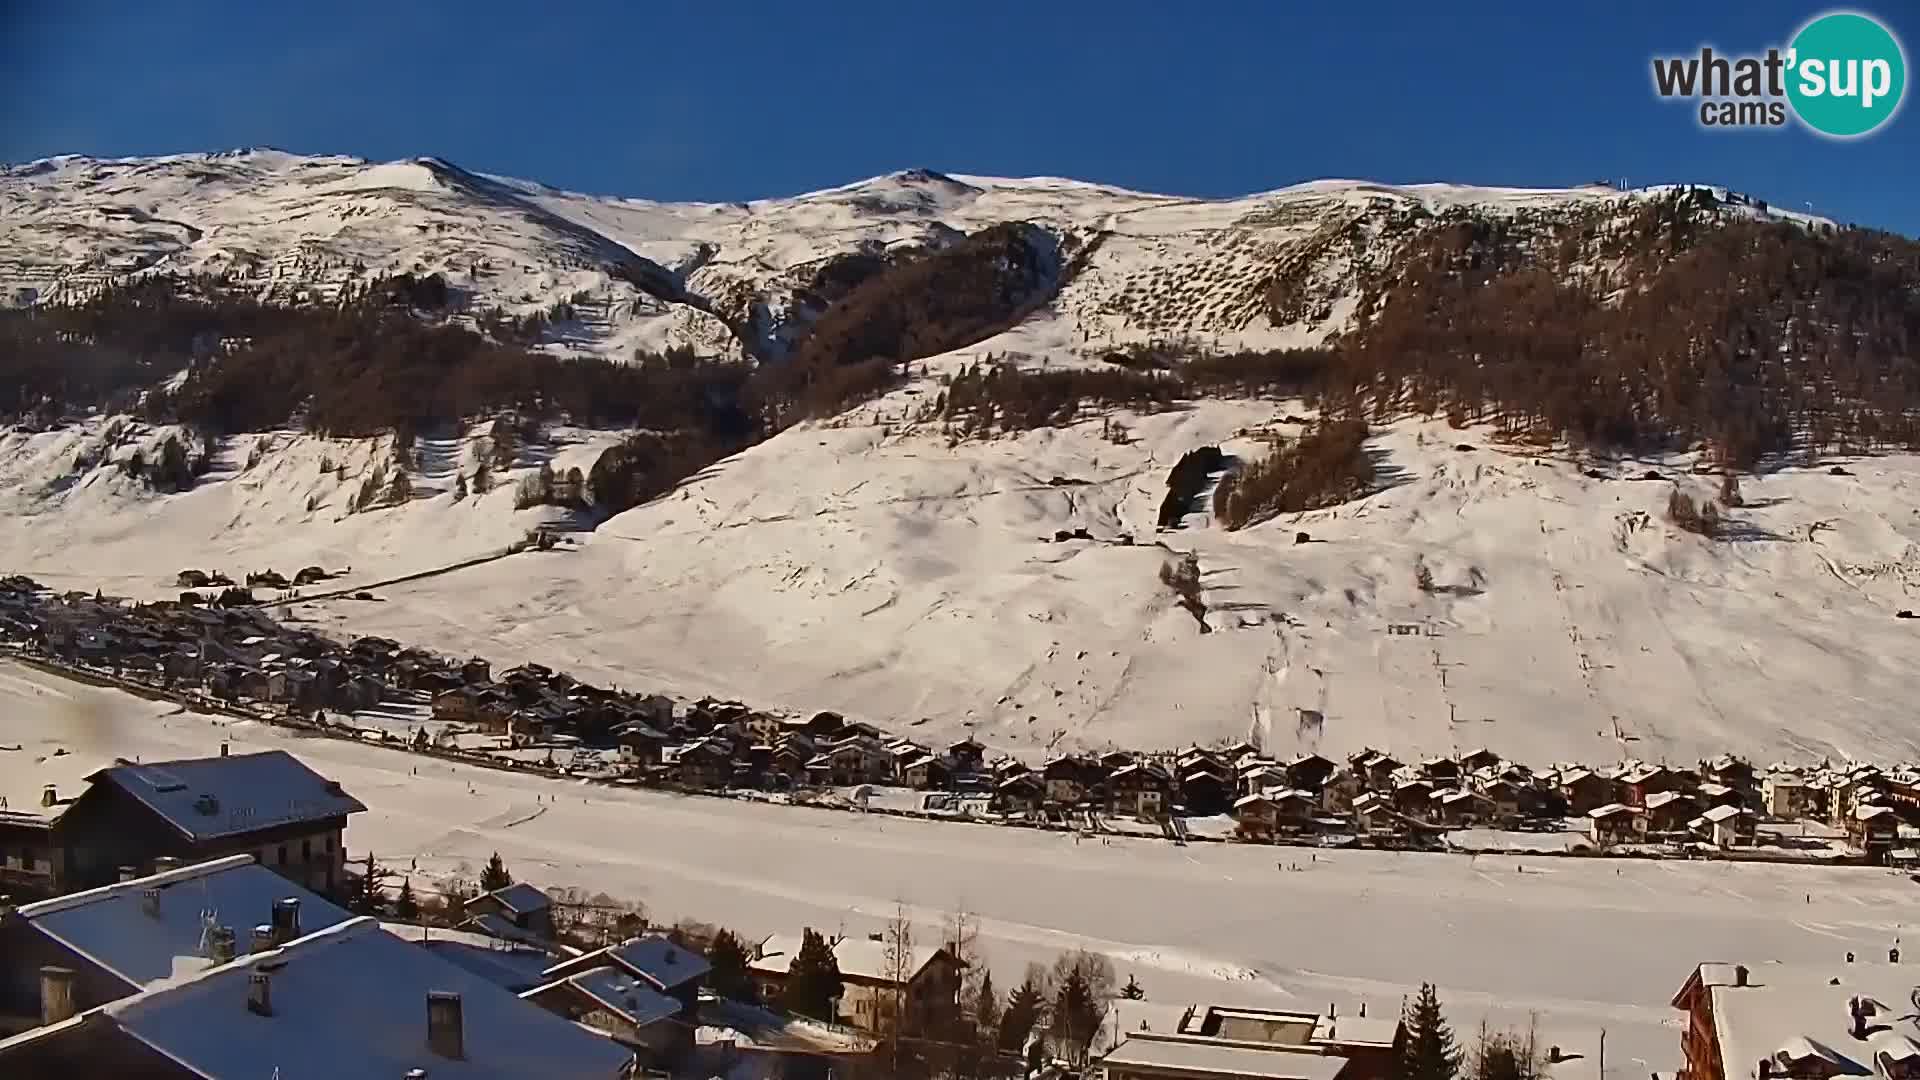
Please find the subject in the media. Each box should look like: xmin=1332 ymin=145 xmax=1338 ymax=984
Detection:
xmin=479 ymin=851 xmax=512 ymax=892
xmin=706 ymin=928 xmax=756 ymax=1002
xmin=780 ymin=928 xmax=844 ymax=1021
xmin=1401 ymin=983 xmax=1461 ymax=1080
xmin=999 ymin=974 xmax=1044 ymax=1053
xmin=974 ymin=969 xmax=1001 ymax=1038
xmin=394 ymin=877 xmax=418 ymax=920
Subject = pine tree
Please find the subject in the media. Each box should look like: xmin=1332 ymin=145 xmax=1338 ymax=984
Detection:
xmin=479 ymin=851 xmax=512 ymax=892
xmin=394 ymin=877 xmax=418 ymax=920
xmin=453 ymin=472 xmax=468 ymax=501
xmin=974 ymin=969 xmax=1001 ymax=1038
xmin=1050 ymin=965 xmax=1101 ymax=1066
xmin=999 ymin=975 xmax=1044 ymax=1053
xmin=707 ymin=929 xmax=756 ymax=1002
xmin=1402 ymin=983 xmax=1461 ymax=1080
xmin=780 ymin=928 xmax=844 ymax=1022
xmin=472 ymin=459 xmax=492 ymax=494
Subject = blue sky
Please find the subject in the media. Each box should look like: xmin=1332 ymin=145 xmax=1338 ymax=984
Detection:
xmin=4 ymin=2 xmax=1916 ymax=234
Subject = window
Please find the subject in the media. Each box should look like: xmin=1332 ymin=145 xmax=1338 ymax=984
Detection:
xmin=301 ymin=839 xmax=311 ymax=862
xmin=277 ymin=845 xmax=287 ymax=866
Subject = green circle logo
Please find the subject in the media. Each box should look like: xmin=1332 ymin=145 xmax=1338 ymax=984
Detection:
xmin=1786 ymin=11 xmax=1907 ymax=137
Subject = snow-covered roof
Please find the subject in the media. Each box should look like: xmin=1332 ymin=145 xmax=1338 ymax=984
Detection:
xmin=527 ymin=965 xmax=682 ymax=1029
xmin=18 ymin=855 xmax=352 ymax=989
xmin=1701 ymin=805 xmax=1749 ymax=824
xmin=1646 ymin=791 xmax=1690 ymax=811
xmin=1705 ymin=960 xmax=1920 ymax=1080
xmin=750 ymin=933 xmax=942 ymax=985
xmin=544 ymin=933 xmax=709 ymax=994
xmin=1097 ymin=1034 xmax=1349 ymax=1080
xmin=88 ymin=918 xmax=633 ymax=1079
xmin=1589 ymin=803 xmax=1637 ymax=820
xmin=480 ymin=882 xmax=552 ymax=916
xmin=90 ymin=750 xmax=365 ymax=842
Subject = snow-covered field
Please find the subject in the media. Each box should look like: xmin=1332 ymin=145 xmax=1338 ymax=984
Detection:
xmin=260 ymin=400 xmax=1920 ymax=769
xmin=3 ymin=659 xmax=1909 ymax=1071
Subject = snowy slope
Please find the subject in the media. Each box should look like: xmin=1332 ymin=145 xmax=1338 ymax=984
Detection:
xmin=2 ymin=150 xmax=1891 ymax=767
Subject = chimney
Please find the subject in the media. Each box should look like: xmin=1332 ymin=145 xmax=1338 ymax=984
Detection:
xmin=251 ymin=925 xmax=275 ymax=954
xmin=141 ymin=888 xmax=161 ymax=917
xmin=271 ymin=898 xmax=301 ymax=942
xmin=1329 ymin=1003 xmax=1337 ymax=1019
xmin=247 ymin=971 xmax=273 ymax=1016
xmin=1735 ymin=965 xmax=1749 ymax=987
xmin=118 ymin=866 xmax=138 ymax=882
xmin=153 ymin=856 xmax=181 ymax=873
xmin=1360 ymin=1002 xmax=1368 ymax=1018
xmin=40 ymin=966 xmax=77 ymax=1025
xmin=1892 ymin=947 xmax=1902 ymax=964
xmin=41 ymin=785 xmax=56 ymax=808
xmin=210 ymin=926 xmax=237 ymax=964
xmin=1847 ymin=951 xmax=1856 ymax=964
xmin=407 ymin=1072 xmax=429 ymax=1080
xmin=427 ymin=991 xmax=465 ymax=1060
xmin=1850 ymin=996 xmax=1869 ymax=1040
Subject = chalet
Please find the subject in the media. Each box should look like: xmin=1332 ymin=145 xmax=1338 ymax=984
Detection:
xmin=612 ymin=720 xmax=667 ymax=766
xmin=675 ymin=740 xmax=733 ymax=789
xmin=1285 ymin=753 xmax=1337 ymax=793
xmin=1 ymin=749 xmax=363 ymax=897
xmin=993 ymin=773 xmax=1045 ymax=815
xmin=1701 ymin=754 xmax=1757 ymax=792
xmin=460 ymin=656 xmax=492 ymax=684
xmin=542 ymin=933 xmax=711 ymax=1028
xmin=1558 ymin=768 xmax=1617 ymax=815
xmin=1180 ymin=770 xmax=1231 ymax=815
xmin=1430 ymin=788 xmax=1495 ymax=829
xmin=1459 ymin=749 xmax=1503 ymax=773
xmin=1645 ymin=791 xmax=1701 ymax=835
xmin=1233 ymin=793 xmax=1282 ymax=840
xmin=465 ymin=882 xmax=556 ymax=942
xmin=1477 ymin=778 xmax=1524 ymax=823
xmin=948 ymin=738 xmax=988 ymax=775
xmin=900 ymin=754 xmax=952 ymax=791
xmin=1849 ymin=804 xmax=1899 ymax=860
xmin=1350 ymin=793 xmax=1399 ymax=837
xmin=1238 ymin=763 xmax=1282 ymax=798
xmin=1109 ymin=763 xmax=1173 ymax=819
xmin=1390 ymin=779 xmax=1434 ymax=819
xmin=1418 ymin=757 xmax=1461 ymax=786
xmin=1097 ymin=1003 xmax=1401 ymax=1080
xmin=1696 ymin=782 xmax=1744 ymax=809
xmin=1690 ymin=805 xmax=1757 ymax=849
xmin=1762 ymin=771 xmax=1818 ymax=820
xmin=1100 ymin=750 xmax=1137 ymax=772
xmin=827 ymin=737 xmax=892 ymax=786
xmin=1235 ymin=790 xmax=1316 ymax=840
xmin=1353 ymin=751 xmax=1402 ymax=792
xmin=1178 ymin=747 xmax=1229 ymax=780
xmin=1670 ymin=958 xmax=1920 ymax=1080
xmin=1621 ymin=765 xmax=1680 ymax=807
xmin=1588 ymin=803 xmax=1645 ymax=848
xmin=1042 ymin=756 xmax=1104 ymax=805
xmin=750 ymin=933 xmax=960 ymax=1035
xmin=521 ymin=965 xmax=686 ymax=1066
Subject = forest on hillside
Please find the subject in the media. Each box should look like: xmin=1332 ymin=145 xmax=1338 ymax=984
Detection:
xmin=2 ymin=193 xmax=1917 ymax=516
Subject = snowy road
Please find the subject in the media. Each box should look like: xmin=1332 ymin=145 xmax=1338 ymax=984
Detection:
xmin=2 ymin=659 xmax=1908 ymax=1070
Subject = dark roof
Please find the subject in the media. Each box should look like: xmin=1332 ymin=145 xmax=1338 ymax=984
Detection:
xmin=88 ymin=750 xmax=366 ymax=843
xmin=545 ymin=933 xmax=710 ymax=994
xmin=480 ymin=882 xmax=552 ymax=916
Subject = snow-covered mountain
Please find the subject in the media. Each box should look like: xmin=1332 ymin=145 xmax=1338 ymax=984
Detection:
xmin=7 ymin=149 xmax=1910 ymax=769
xmin=9 ymin=148 xmax=1796 ymax=360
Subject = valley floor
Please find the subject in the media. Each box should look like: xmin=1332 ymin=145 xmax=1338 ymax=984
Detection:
xmin=4 ymin=659 xmax=1909 ymax=1072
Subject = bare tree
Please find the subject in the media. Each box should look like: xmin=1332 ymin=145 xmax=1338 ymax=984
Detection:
xmin=882 ymin=902 xmax=918 ymax=1077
